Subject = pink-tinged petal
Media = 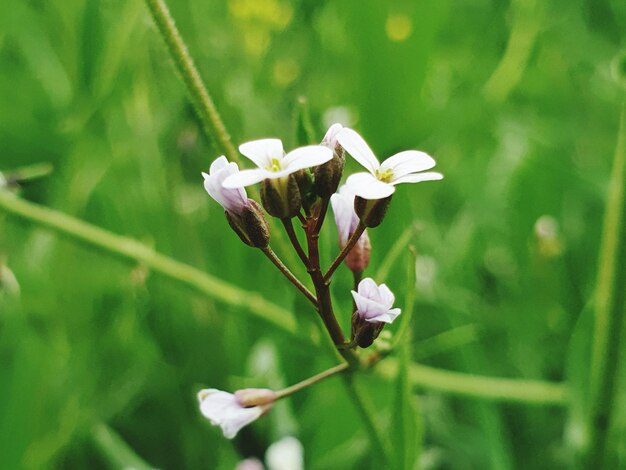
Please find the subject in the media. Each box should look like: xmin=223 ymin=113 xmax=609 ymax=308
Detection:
xmin=282 ymin=145 xmax=333 ymax=172
xmin=336 ymin=128 xmax=380 ymax=173
xmin=198 ymin=389 xmax=264 ymax=439
xmin=377 ymin=283 xmax=395 ymax=308
xmin=223 ymin=168 xmax=272 ymax=188
xmin=357 ymin=277 xmax=380 ymax=301
xmin=239 ymin=139 xmax=284 ymax=169
xmin=346 ymin=173 xmax=395 ymax=199
xmin=367 ymin=307 xmax=401 ymax=324
xmin=351 ymin=291 xmax=391 ymax=320
xmin=330 ymin=192 xmax=352 ymax=246
xmin=391 ymin=171 xmax=444 ymax=185
xmin=203 ymin=158 xmax=248 ymax=214
xmin=381 ymin=151 xmax=436 ymax=180
xmin=322 ymin=123 xmax=344 ymax=148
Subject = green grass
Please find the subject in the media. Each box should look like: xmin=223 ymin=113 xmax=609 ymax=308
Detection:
xmin=1 ymin=0 xmax=625 ymax=468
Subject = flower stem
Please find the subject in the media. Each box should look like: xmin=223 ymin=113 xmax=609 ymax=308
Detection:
xmin=281 ymin=218 xmax=310 ymax=268
xmin=585 ymin=103 xmax=626 ymax=468
xmin=323 ymin=222 xmax=366 ymax=282
xmin=274 ymin=362 xmax=349 ymax=400
xmin=261 ymin=246 xmax=317 ymax=307
xmin=143 ymin=0 xmax=239 ymax=164
xmin=305 ymin=219 xmax=346 ymax=346
xmin=1 ymin=162 xmax=54 ymax=186
xmin=313 ymin=197 xmax=330 ymax=234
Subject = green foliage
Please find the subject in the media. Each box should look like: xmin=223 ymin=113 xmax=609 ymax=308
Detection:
xmin=1 ymin=0 xmax=625 ymax=468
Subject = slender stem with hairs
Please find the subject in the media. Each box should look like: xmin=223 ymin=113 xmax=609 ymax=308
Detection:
xmin=275 ymin=362 xmax=349 ymax=399
xmin=323 ymin=222 xmax=366 ymax=282
xmin=261 ymin=246 xmax=317 ymax=307
xmin=281 ymin=218 xmax=310 ymax=268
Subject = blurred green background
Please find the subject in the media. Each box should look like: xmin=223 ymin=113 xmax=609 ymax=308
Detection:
xmin=1 ymin=0 xmax=625 ymax=468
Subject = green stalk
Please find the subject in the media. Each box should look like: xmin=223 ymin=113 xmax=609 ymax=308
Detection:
xmin=0 ymin=191 xmax=569 ymax=406
xmin=143 ymin=0 xmax=239 ymax=164
xmin=585 ymin=103 xmax=626 ymax=468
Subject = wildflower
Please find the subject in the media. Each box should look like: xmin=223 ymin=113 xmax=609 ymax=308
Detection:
xmin=202 ymin=156 xmax=248 ymax=215
xmin=203 ymin=156 xmax=270 ymax=247
xmin=330 ymin=185 xmax=370 ymax=273
xmin=351 ymin=277 xmax=401 ymax=324
xmin=337 ymin=128 xmax=443 ymax=200
xmin=198 ymin=388 xmax=275 ymax=439
xmin=222 ymin=139 xmax=332 ymax=188
xmin=351 ymin=277 xmax=401 ymax=348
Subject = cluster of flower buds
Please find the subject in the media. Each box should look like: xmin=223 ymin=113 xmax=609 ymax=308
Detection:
xmin=200 ymin=123 xmax=442 ymax=438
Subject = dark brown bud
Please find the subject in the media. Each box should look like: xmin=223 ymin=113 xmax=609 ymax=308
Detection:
xmin=354 ymin=195 xmax=392 ymax=228
xmin=225 ymin=199 xmax=270 ymax=248
xmin=313 ymin=149 xmax=345 ymax=198
xmin=351 ymin=311 xmax=385 ymax=348
xmin=260 ymin=175 xmax=302 ymax=219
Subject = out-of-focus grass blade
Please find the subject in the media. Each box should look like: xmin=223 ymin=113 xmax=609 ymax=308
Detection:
xmin=375 ymin=224 xmax=417 ymax=283
xmin=91 ymin=423 xmax=154 ymax=470
xmin=391 ymin=248 xmax=422 ymax=469
xmin=294 ymin=96 xmax=316 ymax=146
xmin=1 ymin=163 xmax=53 ymax=186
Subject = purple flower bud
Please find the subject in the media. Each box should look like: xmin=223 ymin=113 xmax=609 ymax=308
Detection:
xmin=331 ymin=186 xmax=370 ymax=272
xmin=350 ymin=278 xmax=401 ymax=348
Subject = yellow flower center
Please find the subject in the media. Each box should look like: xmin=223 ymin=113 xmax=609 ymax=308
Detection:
xmin=270 ymin=158 xmax=281 ymax=172
xmin=375 ymin=168 xmax=394 ymax=183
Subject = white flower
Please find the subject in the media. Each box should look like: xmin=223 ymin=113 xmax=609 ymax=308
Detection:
xmin=222 ymin=139 xmax=332 ymax=188
xmin=197 ymin=388 xmax=272 ymax=439
xmin=337 ymin=128 xmax=443 ymax=200
xmin=266 ymin=436 xmax=304 ymax=470
xmin=202 ymin=156 xmax=248 ymax=215
xmin=351 ymin=278 xmax=401 ymax=324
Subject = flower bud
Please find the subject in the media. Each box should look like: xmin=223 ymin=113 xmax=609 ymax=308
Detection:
xmin=354 ymin=195 xmax=392 ymax=228
xmin=226 ymin=199 xmax=270 ymax=248
xmin=234 ymin=388 xmax=277 ymax=408
xmin=313 ymin=123 xmax=345 ymax=198
xmin=351 ymin=310 xmax=385 ymax=348
xmin=344 ymin=230 xmax=370 ymax=273
xmin=331 ymin=186 xmax=371 ymax=273
xmin=260 ymin=175 xmax=302 ymax=219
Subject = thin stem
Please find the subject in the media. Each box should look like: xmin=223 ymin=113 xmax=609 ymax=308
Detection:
xmin=297 ymin=211 xmax=307 ymax=226
xmin=305 ymin=219 xmax=346 ymax=346
xmin=313 ymin=197 xmax=330 ymax=234
xmin=342 ymin=373 xmax=393 ymax=465
xmin=585 ymin=103 xmax=626 ymax=468
xmin=1 ymin=162 xmax=54 ymax=186
xmin=261 ymin=246 xmax=317 ymax=307
xmin=143 ymin=0 xmax=239 ymax=164
xmin=323 ymin=222 xmax=366 ymax=282
xmin=275 ymin=362 xmax=349 ymax=399
xmin=281 ymin=218 xmax=310 ymax=268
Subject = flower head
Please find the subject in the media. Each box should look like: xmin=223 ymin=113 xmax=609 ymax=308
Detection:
xmin=351 ymin=277 xmax=401 ymax=324
xmin=198 ymin=388 xmax=274 ymax=439
xmin=337 ymin=128 xmax=443 ymax=200
xmin=330 ymin=185 xmax=370 ymax=272
xmin=223 ymin=139 xmax=332 ymax=188
xmin=202 ymin=156 xmax=248 ymax=215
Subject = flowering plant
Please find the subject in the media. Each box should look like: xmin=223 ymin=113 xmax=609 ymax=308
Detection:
xmin=200 ymin=123 xmax=442 ymax=439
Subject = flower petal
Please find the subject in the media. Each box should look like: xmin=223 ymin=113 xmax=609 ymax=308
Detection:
xmin=239 ymin=139 xmax=284 ymax=169
xmin=336 ymin=128 xmax=380 ymax=173
xmin=380 ymin=151 xmax=436 ymax=180
xmin=351 ymin=291 xmax=390 ymax=320
xmin=357 ymin=277 xmax=380 ymax=301
xmin=223 ymin=168 xmax=272 ymax=188
xmin=198 ymin=389 xmax=264 ymax=439
xmin=366 ymin=307 xmax=401 ymax=324
xmin=345 ymin=173 xmax=395 ymax=199
xmin=203 ymin=159 xmax=248 ymax=214
xmin=391 ymin=171 xmax=444 ymax=185
xmin=322 ymin=123 xmax=344 ymax=147
xmin=282 ymin=145 xmax=333 ymax=172
xmin=377 ymin=283 xmax=396 ymax=308
xmin=330 ymin=193 xmax=352 ymax=246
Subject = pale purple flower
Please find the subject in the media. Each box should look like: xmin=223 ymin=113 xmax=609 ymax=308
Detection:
xmin=202 ymin=156 xmax=248 ymax=215
xmin=197 ymin=388 xmax=272 ymax=439
xmin=351 ymin=278 xmax=401 ymax=324
xmin=337 ymin=128 xmax=443 ymax=200
xmin=222 ymin=139 xmax=332 ymax=188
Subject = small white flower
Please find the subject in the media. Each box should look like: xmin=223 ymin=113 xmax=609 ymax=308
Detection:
xmin=222 ymin=138 xmax=332 ymax=188
xmin=197 ymin=388 xmax=272 ymax=439
xmin=266 ymin=436 xmax=304 ymax=470
xmin=337 ymin=128 xmax=443 ymax=200
xmin=202 ymin=156 xmax=248 ymax=215
xmin=351 ymin=278 xmax=401 ymax=324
